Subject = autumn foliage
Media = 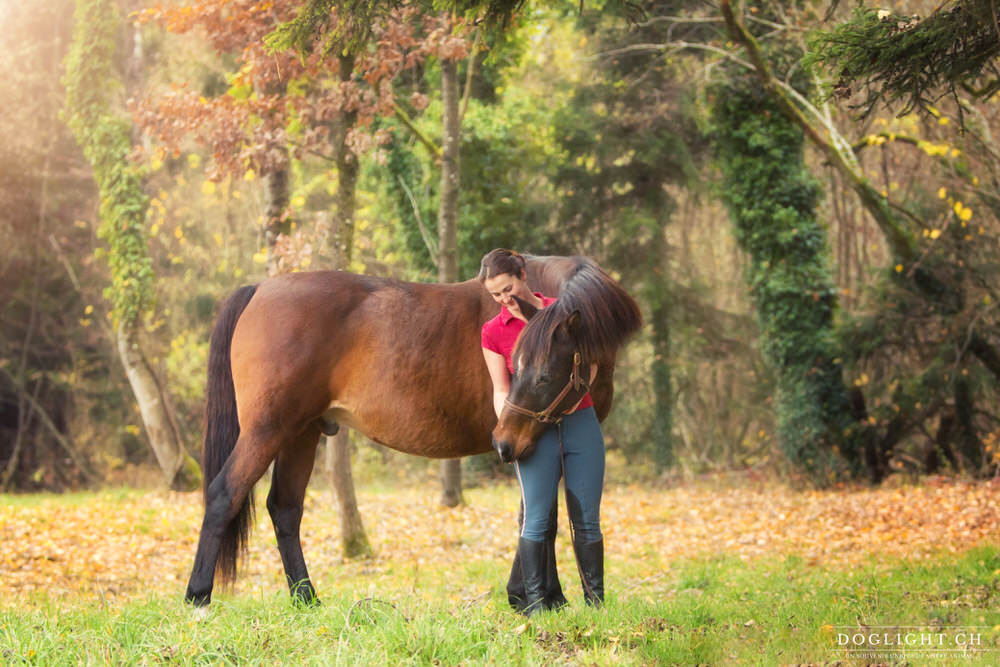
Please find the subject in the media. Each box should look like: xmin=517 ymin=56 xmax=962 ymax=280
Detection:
xmin=133 ymin=1 xmax=470 ymax=179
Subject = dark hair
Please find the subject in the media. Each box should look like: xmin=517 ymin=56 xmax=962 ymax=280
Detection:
xmin=478 ymin=248 xmax=526 ymax=282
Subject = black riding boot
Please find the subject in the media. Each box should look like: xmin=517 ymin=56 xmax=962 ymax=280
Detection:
xmin=517 ymin=537 xmax=548 ymax=617
xmin=574 ymin=538 xmax=604 ymax=606
xmin=508 ymin=499 xmax=567 ymax=613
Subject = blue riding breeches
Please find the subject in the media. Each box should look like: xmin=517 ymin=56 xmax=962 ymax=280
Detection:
xmin=514 ymin=406 xmax=605 ymax=543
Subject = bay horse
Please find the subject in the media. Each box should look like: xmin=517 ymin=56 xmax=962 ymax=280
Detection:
xmin=184 ymin=255 xmax=641 ymax=607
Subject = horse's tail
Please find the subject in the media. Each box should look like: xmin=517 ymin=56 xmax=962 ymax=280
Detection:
xmin=203 ymin=284 xmax=258 ymax=585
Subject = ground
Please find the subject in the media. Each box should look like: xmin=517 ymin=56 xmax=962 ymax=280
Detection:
xmin=2 ymin=475 xmax=998 ymax=602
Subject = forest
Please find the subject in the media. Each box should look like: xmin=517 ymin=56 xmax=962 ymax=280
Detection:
xmin=2 ymin=0 xmax=999 ymax=495
xmin=3 ymin=1 xmax=1000 ymax=663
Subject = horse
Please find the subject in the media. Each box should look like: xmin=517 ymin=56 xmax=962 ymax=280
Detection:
xmin=184 ymin=255 xmax=641 ymax=607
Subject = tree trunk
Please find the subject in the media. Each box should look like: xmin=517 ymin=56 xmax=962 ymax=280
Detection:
xmin=264 ymin=163 xmax=291 ymax=275
xmin=642 ymin=225 xmax=673 ymax=471
xmin=324 ymin=52 xmax=372 ymax=558
xmin=438 ymin=55 xmax=463 ymax=507
xmin=331 ymin=53 xmax=359 ymax=269
xmin=116 ymin=324 xmax=200 ymax=490
xmin=954 ymin=377 xmax=984 ymax=474
xmin=329 ymin=429 xmax=371 ymax=558
xmin=648 ymin=288 xmax=673 ymax=471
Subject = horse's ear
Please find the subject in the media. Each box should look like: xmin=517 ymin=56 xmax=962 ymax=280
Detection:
xmin=515 ymin=295 xmax=539 ymax=321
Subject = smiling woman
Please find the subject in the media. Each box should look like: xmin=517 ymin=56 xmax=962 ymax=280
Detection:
xmin=477 ymin=248 xmax=642 ymax=617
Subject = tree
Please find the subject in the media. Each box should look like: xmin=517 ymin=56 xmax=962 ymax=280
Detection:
xmin=717 ymin=0 xmax=1000 ymax=478
xmin=276 ymin=8 xmax=475 ymax=504
xmin=434 ymin=18 xmax=476 ymax=506
xmin=543 ymin=0 xmax=711 ymax=469
xmin=710 ymin=67 xmax=861 ymax=482
xmin=64 ymin=0 xmax=200 ymax=491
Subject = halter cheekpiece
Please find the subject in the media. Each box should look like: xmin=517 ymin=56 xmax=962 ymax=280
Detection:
xmin=503 ymin=351 xmax=590 ymax=424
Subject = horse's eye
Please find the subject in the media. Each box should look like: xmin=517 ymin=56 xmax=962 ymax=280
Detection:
xmin=535 ymin=374 xmax=551 ymax=386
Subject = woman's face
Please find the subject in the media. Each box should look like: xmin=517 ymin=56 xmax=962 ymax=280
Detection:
xmin=483 ymin=271 xmax=531 ymax=313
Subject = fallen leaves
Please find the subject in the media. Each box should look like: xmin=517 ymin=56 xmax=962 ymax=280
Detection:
xmin=0 ymin=478 xmax=997 ymax=602
xmin=603 ymin=479 xmax=1000 ymax=570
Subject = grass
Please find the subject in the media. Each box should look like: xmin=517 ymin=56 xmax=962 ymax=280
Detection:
xmin=2 ymin=542 xmax=999 ymax=665
xmin=3 ymin=473 xmax=999 ymax=664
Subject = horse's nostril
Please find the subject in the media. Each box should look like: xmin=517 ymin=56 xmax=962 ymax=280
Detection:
xmin=493 ymin=437 xmax=514 ymax=463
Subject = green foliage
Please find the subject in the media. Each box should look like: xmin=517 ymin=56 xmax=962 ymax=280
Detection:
xmin=369 ymin=65 xmax=554 ymax=282
xmin=380 ymin=130 xmax=438 ymax=278
xmin=64 ymin=0 xmax=154 ymax=329
xmin=455 ymin=100 xmax=555 ymax=277
xmin=164 ymin=330 xmax=209 ymax=405
xmin=808 ymin=4 xmax=1000 ymax=119
xmin=710 ymin=73 xmax=861 ymax=483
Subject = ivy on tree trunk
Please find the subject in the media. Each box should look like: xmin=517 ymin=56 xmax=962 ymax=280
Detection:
xmin=710 ymin=72 xmax=863 ymax=484
xmin=64 ymin=0 xmax=199 ymax=491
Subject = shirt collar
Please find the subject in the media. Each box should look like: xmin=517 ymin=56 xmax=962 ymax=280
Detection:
xmin=500 ymin=292 xmax=545 ymax=325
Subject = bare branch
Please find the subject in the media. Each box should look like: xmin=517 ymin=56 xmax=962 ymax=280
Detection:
xmin=396 ymin=175 xmax=438 ymax=263
xmin=459 ymin=29 xmax=482 ymax=127
xmin=633 ymin=15 xmax=723 ymax=28
xmin=393 ymin=102 xmax=442 ymax=159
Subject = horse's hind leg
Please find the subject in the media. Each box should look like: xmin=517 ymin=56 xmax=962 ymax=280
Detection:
xmin=185 ymin=428 xmax=287 ymax=606
xmin=267 ymin=428 xmax=321 ymax=605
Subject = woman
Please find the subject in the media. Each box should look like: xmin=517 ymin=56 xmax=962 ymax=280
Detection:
xmin=479 ymin=248 xmax=606 ymax=615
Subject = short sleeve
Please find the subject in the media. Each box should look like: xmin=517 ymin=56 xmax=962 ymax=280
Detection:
xmin=481 ymin=322 xmax=500 ymax=354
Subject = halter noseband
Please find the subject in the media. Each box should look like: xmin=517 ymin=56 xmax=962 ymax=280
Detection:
xmin=503 ymin=351 xmax=590 ymax=424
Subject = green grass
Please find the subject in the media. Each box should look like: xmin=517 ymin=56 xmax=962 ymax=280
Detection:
xmin=3 ymin=545 xmax=998 ymax=665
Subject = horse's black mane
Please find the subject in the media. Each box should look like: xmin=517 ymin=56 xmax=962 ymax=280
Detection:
xmin=515 ymin=257 xmax=642 ymax=366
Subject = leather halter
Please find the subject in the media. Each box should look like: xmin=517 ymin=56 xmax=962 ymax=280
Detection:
xmin=503 ymin=351 xmax=590 ymax=424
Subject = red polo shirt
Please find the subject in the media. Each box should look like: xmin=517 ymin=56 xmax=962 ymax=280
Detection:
xmin=481 ymin=293 xmax=593 ymax=411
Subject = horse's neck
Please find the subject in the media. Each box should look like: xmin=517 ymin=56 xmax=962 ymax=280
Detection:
xmin=526 ymin=255 xmax=577 ymax=297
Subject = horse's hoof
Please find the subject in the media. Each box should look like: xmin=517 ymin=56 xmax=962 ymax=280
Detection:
xmin=293 ymin=594 xmax=321 ymax=609
xmin=190 ymin=606 xmax=210 ymax=622
xmin=185 ymin=589 xmax=211 ymax=607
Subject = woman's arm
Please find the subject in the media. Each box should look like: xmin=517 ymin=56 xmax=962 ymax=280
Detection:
xmin=482 ymin=348 xmax=511 ymax=419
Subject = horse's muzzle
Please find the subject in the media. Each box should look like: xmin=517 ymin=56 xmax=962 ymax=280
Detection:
xmin=492 ymin=435 xmax=514 ymax=463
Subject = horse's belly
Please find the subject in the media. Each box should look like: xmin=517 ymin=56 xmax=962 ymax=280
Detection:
xmin=320 ymin=403 xmax=493 ymax=459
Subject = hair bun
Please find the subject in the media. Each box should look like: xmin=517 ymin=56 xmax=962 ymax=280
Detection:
xmin=478 ymin=248 xmax=527 ymax=281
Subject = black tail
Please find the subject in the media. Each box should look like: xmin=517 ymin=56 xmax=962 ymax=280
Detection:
xmin=203 ymin=284 xmax=258 ymax=585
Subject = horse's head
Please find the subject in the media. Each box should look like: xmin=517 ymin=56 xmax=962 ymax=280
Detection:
xmin=492 ymin=299 xmax=590 ymax=462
